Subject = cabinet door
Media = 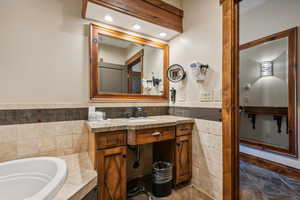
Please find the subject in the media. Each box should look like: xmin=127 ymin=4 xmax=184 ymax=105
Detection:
xmin=97 ymin=146 xmax=127 ymax=200
xmin=175 ymin=135 xmax=192 ymax=185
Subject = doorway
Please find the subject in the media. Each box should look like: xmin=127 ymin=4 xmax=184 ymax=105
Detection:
xmin=126 ymin=49 xmax=144 ymax=94
xmin=221 ymin=0 xmax=300 ymax=200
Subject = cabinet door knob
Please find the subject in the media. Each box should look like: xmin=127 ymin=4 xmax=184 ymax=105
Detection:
xmin=152 ymin=132 xmax=161 ymax=136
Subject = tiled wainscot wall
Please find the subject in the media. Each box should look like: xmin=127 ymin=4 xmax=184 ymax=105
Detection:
xmin=192 ymin=119 xmax=223 ymax=200
xmin=0 ymin=105 xmax=223 ymax=200
xmin=170 ymin=106 xmax=223 ymax=200
xmin=0 ymin=106 xmax=169 ymax=162
xmin=0 ymin=120 xmax=88 ymax=162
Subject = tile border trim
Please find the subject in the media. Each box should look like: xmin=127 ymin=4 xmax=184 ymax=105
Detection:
xmin=169 ymin=106 xmax=222 ymax=122
xmin=0 ymin=106 xmax=222 ymax=125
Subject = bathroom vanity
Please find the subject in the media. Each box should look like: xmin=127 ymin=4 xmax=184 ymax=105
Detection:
xmin=87 ymin=115 xmax=194 ymax=200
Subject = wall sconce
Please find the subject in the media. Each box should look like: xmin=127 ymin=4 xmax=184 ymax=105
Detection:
xmin=261 ymin=61 xmax=273 ymax=77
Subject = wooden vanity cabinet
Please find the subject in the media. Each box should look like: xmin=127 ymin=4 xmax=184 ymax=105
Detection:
xmin=174 ymin=124 xmax=193 ymax=185
xmin=89 ymin=130 xmax=127 ymax=200
xmin=175 ymin=135 xmax=192 ymax=185
xmin=97 ymin=146 xmax=127 ymax=200
xmin=88 ymin=123 xmax=193 ymax=200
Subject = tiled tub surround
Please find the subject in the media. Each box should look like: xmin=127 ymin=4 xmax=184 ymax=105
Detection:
xmin=53 ymin=152 xmax=97 ymax=200
xmin=0 ymin=120 xmax=88 ymax=162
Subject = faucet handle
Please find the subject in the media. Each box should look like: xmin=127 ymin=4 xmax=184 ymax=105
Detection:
xmin=124 ymin=112 xmax=131 ymax=118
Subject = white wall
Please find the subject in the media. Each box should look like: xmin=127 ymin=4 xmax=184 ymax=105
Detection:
xmin=169 ymin=0 xmax=222 ymax=107
xmin=0 ymin=0 xmax=168 ymax=105
xmin=125 ymin=45 xmax=164 ymax=95
xmin=239 ymin=37 xmax=289 ymax=148
xmin=240 ymin=39 xmax=288 ymax=107
xmin=0 ymin=0 xmax=90 ymax=104
xmin=169 ymin=0 xmax=223 ymax=199
xmin=240 ymin=0 xmax=300 ymax=169
xmin=99 ymin=44 xmax=126 ymax=65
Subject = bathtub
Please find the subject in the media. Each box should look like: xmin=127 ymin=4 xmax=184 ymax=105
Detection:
xmin=0 ymin=157 xmax=67 ymax=200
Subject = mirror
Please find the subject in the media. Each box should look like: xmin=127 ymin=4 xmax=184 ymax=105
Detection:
xmin=167 ymin=64 xmax=186 ymax=83
xmin=239 ymin=28 xmax=297 ymax=156
xmin=90 ymin=24 xmax=169 ymax=101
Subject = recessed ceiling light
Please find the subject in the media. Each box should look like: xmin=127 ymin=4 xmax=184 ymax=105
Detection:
xmin=159 ymin=32 xmax=167 ymax=38
xmin=133 ymin=24 xmax=141 ymax=30
xmin=104 ymin=15 xmax=113 ymax=22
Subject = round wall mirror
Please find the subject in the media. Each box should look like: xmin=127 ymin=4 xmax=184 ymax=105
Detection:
xmin=167 ymin=64 xmax=186 ymax=82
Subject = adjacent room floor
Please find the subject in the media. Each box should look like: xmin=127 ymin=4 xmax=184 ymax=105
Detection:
xmin=240 ymin=161 xmax=300 ymax=200
xmin=130 ymin=161 xmax=300 ymax=200
xmin=128 ymin=186 xmax=210 ymax=200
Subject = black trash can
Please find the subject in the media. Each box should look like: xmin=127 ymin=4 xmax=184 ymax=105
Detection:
xmin=152 ymin=161 xmax=173 ymax=197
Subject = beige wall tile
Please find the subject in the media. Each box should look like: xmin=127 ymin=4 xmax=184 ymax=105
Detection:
xmin=73 ymin=134 xmax=88 ymax=152
xmin=0 ymin=142 xmax=17 ymax=162
xmin=56 ymin=135 xmax=73 ymax=150
xmin=17 ymin=138 xmax=40 ymax=157
xmin=0 ymin=125 xmax=17 ymax=143
xmin=55 ymin=122 xmax=73 ymax=136
xmin=17 ymin=124 xmax=40 ymax=139
xmin=0 ymin=120 xmax=89 ymax=162
xmin=40 ymin=122 xmax=59 ymax=137
xmin=39 ymin=135 xmax=57 ymax=152
xmin=192 ymin=119 xmax=223 ymax=200
xmin=72 ymin=121 xmax=88 ymax=135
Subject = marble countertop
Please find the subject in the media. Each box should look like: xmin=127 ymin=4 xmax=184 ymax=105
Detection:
xmin=86 ymin=115 xmax=195 ymax=133
xmin=53 ymin=153 xmax=97 ymax=200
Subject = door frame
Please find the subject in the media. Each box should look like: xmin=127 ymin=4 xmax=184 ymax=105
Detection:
xmin=220 ymin=0 xmax=240 ymax=200
xmin=126 ymin=49 xmax=144 ymax=94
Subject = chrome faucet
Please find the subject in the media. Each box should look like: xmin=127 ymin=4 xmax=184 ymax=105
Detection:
xmin=134 ymin=107 xmax=147 ymax=118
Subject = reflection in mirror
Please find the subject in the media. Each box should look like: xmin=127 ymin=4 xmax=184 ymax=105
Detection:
xmin=240 ymin=37 xmax=289 ymax=149
xmin=239 ymin=27 xmax=297 ymax=156
xmin=98 ymin=35 xmax=164 ymax=96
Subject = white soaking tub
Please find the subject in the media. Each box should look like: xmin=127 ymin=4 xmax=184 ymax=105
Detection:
xmin=0 ymin=157 xmax=67 ymax=200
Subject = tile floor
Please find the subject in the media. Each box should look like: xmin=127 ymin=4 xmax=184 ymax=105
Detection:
xmin=128 ymin=186 xmax=210 ymax=200
xmin=130 ymin=161 xmax=300 ymax=200
xmin=240 ymin=161 xmax=300 ymax=200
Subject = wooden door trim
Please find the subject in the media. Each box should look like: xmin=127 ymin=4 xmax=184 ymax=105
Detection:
xmin=125 ymin=49 xmax=144 ymax=65
xmin=240 ymin=139 xmax=291 ymax=156
xmin=221 ymin=0 xmax=240 ymax=200
xmin=240 ymin=152 xmax=300 ymax=181
xmin=127 ymin=49 xmax=144 ymax=94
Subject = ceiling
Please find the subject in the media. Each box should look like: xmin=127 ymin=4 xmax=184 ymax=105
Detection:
xmin=86 ymin=2 xmax=180 ymax=41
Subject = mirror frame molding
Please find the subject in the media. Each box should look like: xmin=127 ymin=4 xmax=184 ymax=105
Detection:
xmin=239 ymin=27 xmax=298 ymax=157
xmin=89 ymin=23 xmax=169 ymax=101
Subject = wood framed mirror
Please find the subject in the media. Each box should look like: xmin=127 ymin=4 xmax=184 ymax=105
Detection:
xmin=89 ymin=23 xmax=169 ymax=101
xmin=239 ymin=28 xmax=298 ymax=157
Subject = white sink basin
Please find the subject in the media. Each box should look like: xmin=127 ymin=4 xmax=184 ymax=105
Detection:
xmin=0 ymin=157 xmax=67 ymax=200
xmin=129 ymin=118 xmax=156 ymax=123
